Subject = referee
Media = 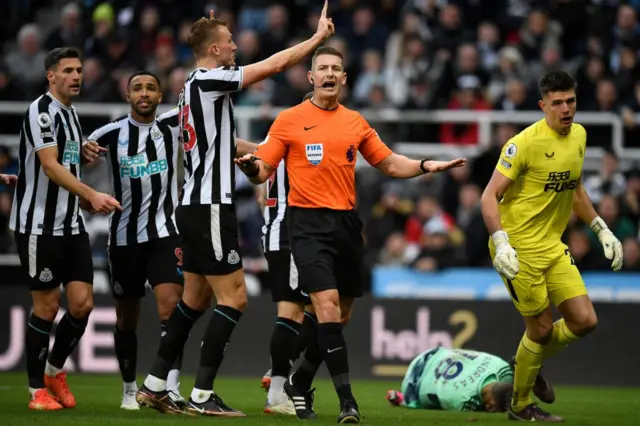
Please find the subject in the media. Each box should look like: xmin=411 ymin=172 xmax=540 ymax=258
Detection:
xmin=237 ymin=46 xmax=465 ymax=423
xmin=82 ymin=71 xmax=186 ymax=410
xmin=137 ymin=4 xmax=335 ymax=417
xmin=10 ymin=47 xmax=121 ymax=411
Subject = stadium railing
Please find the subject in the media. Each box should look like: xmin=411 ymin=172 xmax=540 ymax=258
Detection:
xmin=0 ymin=102 xmax=638 ymax=172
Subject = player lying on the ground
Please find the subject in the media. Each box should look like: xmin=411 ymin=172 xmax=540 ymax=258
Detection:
xmin=386 ymin=347 xmax=555 ymax=413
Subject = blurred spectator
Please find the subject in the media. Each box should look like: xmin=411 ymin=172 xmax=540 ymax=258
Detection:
xmin=5 ymin=24 xmax=47 ymax=100
xmin=622 ymin=169 xmax=640 ymax=225
xmin=405 ymin=195 xmax=455 ymax=244
xmin=271 ymin=64 xmax=310 ymax=107
xmin=439 ymin=43 xmax=491 ymax=103
xmin=519 ymin=9 xmax=563 ymax=62
xmin=608 ymin=5 xmax=640 ymax=73
xmin=411 ymin=220 xmax=459 ymax=272
xmin=587 ymin=194 xmax=637 ymax=247
xmin=457 ymin=184 xmax=489 ymax=266
xmin=342 ymin=5 xmax=389 ymax=60
xmin=441 ymin=165 xmax=471 ymax=218
xmin=430 ymin=4 xmax=474 ymax=59
xmin=584 ymin=151 xmax=627 ymax=205
xmin=238 ymin=0 xmax=270 ymax=32
xmin=0 ymin=65 xmax=21 ymax=101
xmin=75 ymin=57 xmax=119 ymax=103
xmin=622 ymin=237 xmax=640 ymax=270
xmin=259 ymin=4 xmax=292 ymax=58
xmin=163 ymin=67 xmax=187 ymax=105
xmin=385 ymin=35 xmax=434 ymax=108
xmin=439 ymin=78 xmax=491 ymax=145
xmin=575 ymin=56 xmax=607 ymax=106
xmin=477 ymin=21 xmax=501 ymax=72
xmin=365 ymin=182 xmax=413 ymax=253
xmin=353 ymin=49 xmax=385 ymax=106
xmin=134 ymin=5 xmax=160 ymax=58
xmin=567 ymin=228 xmax=608 ymax=271
xmin=236 ymin=30 xmax=262 ymax=66
xmin=384 ymin=11 xmax=430 ymax=72
xmin=487 ymin=46 xmax=528 ymax=104
xmin=471 ymin=123 xmax=518 ymax=188
xmin=498 ymin=78 xmax=536 ymax=110
xmin=378 ymin=232 xmax=418 ymax=266
xmin=45 ymin=3 xmax=84 ymax=51
xmin=84 ymin=2 xmax=116 ymax=59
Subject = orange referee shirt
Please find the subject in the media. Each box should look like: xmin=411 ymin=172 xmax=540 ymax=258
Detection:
xmin=255 ymin=100 xmax=393 ymax=210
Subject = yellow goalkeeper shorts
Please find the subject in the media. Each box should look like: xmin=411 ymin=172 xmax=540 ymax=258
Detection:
xmin=489 ymin=243 xmax=588 ymax=316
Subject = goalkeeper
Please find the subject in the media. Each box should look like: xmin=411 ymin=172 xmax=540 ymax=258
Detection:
xmin=385 ymin=347 xmax=554 ymax=413
xmin=482 ymin=71 xmax=623 ymax=422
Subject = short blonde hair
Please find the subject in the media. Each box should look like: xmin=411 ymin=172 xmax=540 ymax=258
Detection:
xmin=188 ymin=17 xmax=227 ymax=58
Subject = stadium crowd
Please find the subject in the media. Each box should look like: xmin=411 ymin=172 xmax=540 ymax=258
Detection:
xmin=1 ymin=0 xmax=640 ymax=277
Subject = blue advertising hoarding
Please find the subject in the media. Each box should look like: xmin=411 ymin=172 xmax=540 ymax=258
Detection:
xmin=372 ymin=267 xmax=640 ymax=302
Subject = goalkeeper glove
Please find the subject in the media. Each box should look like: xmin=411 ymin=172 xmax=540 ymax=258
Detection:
xmin=386 ymin=390 xmax=404 ymax=406
xmin=590 ymin=216 xmax=623 ymax=271
xmin=492 ymin=230 xmax=519 ymax=280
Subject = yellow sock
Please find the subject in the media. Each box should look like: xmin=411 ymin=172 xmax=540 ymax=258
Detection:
xmin=543 ymin=319 xmax=580 ymax=360
xmin=511 ymin=332 xmax=545 ymax=412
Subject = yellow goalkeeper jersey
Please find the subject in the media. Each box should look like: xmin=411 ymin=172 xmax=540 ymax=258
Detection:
xmin=492 ymin=118 xmax=586 ymax=254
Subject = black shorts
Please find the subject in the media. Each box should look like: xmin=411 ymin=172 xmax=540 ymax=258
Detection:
xmin=288 ymin=207 xmax=365 ymax=298
xmin=15 ymin=232 xmax=93 ymax=291
xmin=265 ymin=249 xmax=310 ymax=304
xmin=176 ymin=204 xmax=243 ymax=276
xmin=108 ymin=235 xmax=183 ymax=299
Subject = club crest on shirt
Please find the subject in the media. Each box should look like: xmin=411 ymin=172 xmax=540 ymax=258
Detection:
xmin=150 ymin=127 xmax=163 ymax=140
xmin=346 ymin=144 xmax=356 ymax=163
xmin=305 ymin=143 xmax=323 ymax=165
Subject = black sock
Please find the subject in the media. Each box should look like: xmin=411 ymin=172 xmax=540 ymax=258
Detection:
xmin=270 ymin=317 xmax=301 ymax=377
xmin=317 ymin=322 xmax=354 ymax=404
xmin=293 ymin=311 xmax=317 ymax=361
xmin=161 ymin=320 xmax=183 ymax=371
xmin=26 ymin=314 xmax=53 ymax=389
xmin=194 ymin=305 xmax=242 ymax=390
xmin=114 ymin=326 xmax=137 ymax=383
xmin=292 ymin=313 xmax=321 ymax=390
xmin=48 ymin=312 xmax=89 ymax=370
xmin=150 ymin=301 xmax=203 ymax=380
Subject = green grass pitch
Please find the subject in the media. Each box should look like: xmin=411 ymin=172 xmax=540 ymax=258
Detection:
xmin=1 ymin=373 xmax=639 ymax=425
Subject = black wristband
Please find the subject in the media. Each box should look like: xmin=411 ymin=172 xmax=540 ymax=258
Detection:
xmin=419 ymin=159 xmax=430 ymax=174
xmin=244 ymin=164 xmax=259 ymax=178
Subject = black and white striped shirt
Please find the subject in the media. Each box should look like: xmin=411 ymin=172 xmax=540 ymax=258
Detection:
xmin=262 ymin=160 xmax=289 ymax=252
xmin=87 ymin=109 xmax=180 ymax=246
xmin=178 ymin=66 xmax=244 ymax=206
xmin=10 ymin=92 xmax=85 ymax=236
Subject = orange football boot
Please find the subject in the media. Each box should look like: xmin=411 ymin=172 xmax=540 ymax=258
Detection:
xmin=44 ymin=372 xmax=76 ymax=408
xmin=29 ymin=389 xmax=63 ymax=411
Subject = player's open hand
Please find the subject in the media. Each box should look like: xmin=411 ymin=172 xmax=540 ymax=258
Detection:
xmin=422 ymin=158 xmax=466 ymax=173
xmin=0 ymin=174 xmax=18 ymax=187
xmin=88 ymin=191 xmax=122 ymax=215
xmin=82 ymin=141 xmax=107 ymax=164
xmin=315 ymin=0 xmax=335 ymax=41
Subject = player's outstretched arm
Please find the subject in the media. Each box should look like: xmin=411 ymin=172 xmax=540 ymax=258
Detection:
xmin=482 ymin=170 xmax=519 ymax=279
xmin=236 ymin=138 xmax=257 ymax=157
xmin=37 ymin=146 xmax=122 ymax=215
xmin=572 ymin=179 xmax=623 ymax=271
xmin=241 ymin=0 xmax=334 ymax=87
xmin=375 ymin=153 xmax=466 ymax=178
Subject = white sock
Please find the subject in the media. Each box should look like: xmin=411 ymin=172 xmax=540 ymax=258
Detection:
xmin=190 ymin=388 xmax=213 ymax=404
xmin=143 ymin=375 xmax=166 ymax=392
xmin=167 ymin=369 xmax=180 ymax=391
xmin=44 ymin=361 xmax=63 ymax=377
xmin=268 ymin=376 xmax=287 ymax=405
xmin=29 ymin=387 xmax=43 ymax=399
xmin=123 ymin=381 xmax=137 ymax=394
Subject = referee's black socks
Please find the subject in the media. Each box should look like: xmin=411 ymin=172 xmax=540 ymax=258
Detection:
xmin=193 ymin=305 xmax=243 ymax=391
xmin=291 ymin=312 xmax=321 ymax=390
xmin=317 ymin=322 xmax=355 ymax=404
xmin=149 ymin=300 xmax=203 ymax=381
xmin=48 ymin=311 xmax=89 ymax=371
